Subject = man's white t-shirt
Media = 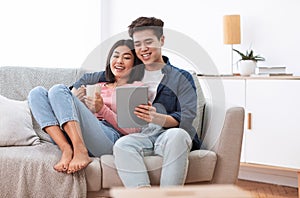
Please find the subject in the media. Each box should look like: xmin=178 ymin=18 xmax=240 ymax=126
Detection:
xmin=142 ymin=69 xmax=164 ymax=103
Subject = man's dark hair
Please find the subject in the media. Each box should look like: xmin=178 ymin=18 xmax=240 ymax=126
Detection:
xmin=105 ymin=39 xmax=144 ymax=83
xmin=128 ymin=17 xmax=164 ymax=39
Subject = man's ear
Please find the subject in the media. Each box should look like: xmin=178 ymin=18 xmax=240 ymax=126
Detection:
xmin=160 ymin=35 xmax=165 ymax=46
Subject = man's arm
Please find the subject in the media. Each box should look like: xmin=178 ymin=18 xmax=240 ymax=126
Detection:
xmin=71 ymin=71 xmax=106 ymax=89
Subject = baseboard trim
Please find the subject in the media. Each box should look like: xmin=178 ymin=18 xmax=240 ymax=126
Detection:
xmin=238 ymin=163 xmax=298 ymax=188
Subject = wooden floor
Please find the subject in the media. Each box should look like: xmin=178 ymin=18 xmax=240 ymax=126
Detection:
xmin=236 ymin=179 xmax=298 ymax=198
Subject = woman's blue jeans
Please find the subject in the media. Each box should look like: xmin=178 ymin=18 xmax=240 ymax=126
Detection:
xmin=28 ymin=84 xmax=121 ymax=157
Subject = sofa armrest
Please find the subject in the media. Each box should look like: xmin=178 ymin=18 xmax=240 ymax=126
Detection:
xmin=211 ymin=107 xmax=245 ymax=184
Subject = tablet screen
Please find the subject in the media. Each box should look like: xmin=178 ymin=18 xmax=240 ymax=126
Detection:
xmin=116 ymin=86 xmax=148 ymax=128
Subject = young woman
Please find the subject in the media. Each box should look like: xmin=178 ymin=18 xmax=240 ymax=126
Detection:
xmin=28 ymin=39 xmax=144 ymax=174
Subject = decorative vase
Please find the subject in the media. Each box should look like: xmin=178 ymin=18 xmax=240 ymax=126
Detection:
xmin=239 ymin=60 xmax=257 ymax=76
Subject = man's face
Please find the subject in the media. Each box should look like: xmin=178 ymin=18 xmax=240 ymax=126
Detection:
xmin=132 ymin=29 xmax=164 ymax=67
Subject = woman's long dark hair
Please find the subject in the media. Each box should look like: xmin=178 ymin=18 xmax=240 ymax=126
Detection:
xmin=105 ymin=39 xmax=144 ymax=83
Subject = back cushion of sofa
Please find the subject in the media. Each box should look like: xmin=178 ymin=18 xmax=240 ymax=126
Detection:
xmin=0 ymin=66 xmax=85 ymax=100
xmin=0 ymin=66 xmax=205 ymax=142
xmin=0 ymin=66 xmax=86 ymax=142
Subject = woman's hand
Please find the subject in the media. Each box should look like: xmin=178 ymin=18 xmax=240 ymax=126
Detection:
xmin=84 ymin=93 xmax=104 ymax=113
xmin=71 ymin=85 xmax=86 ymax=102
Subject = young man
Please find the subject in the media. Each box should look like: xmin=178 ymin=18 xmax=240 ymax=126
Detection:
xmin=113 ymin=17 xmax=200 ymax=188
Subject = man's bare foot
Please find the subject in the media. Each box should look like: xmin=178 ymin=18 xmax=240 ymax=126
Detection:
xmin=67 ymin=146 xmax=92 ymax=174
xmin=54 ymin=146 xmax=73 ymax=172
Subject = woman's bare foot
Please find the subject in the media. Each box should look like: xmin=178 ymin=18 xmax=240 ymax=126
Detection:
xmin=67 ymin=146 xmax=92 ymax=174
xmin=54 ymin=145 xmax=73 ymax=172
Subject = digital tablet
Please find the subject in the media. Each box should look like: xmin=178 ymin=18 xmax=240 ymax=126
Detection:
xmin=116 ymin=86 xmax=148 ymax=128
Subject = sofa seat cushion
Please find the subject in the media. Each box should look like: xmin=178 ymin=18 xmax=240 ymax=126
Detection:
xmin=100 ymin=150 xmax=217 ymax=188
xmin=85 ymin=158 xmax=102 ymax=191
xmin=185 ymin=150 xmax=217 ymax=183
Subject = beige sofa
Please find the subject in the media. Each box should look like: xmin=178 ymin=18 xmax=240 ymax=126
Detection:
xmin=0 ymin=66 xmax=245 ymax=198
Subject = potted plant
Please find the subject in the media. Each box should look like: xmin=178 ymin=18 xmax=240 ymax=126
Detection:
xmin=233 ymin=48 xmax=265 ymax=76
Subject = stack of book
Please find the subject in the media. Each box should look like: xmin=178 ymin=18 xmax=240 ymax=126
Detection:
xmin=254 ymin=66 xmax=293 ymax=76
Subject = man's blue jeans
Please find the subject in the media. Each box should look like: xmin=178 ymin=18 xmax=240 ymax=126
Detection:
xmin=113 ymin=123 xmax=192 ymax=187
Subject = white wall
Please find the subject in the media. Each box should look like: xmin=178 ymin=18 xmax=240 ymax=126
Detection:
xmin=102 ymin=0 xmax=300 ymax=75
xmin=1 ymin=0 xmax=300 ymax=75
xmin=0 ymin=0 xmax=101 ymax=68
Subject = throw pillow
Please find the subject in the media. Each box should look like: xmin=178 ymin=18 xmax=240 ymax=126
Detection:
xmin=191 ymin=73 xmax=206 ymax=139
xmin=0 ymin=95 xmax=40 ymax=146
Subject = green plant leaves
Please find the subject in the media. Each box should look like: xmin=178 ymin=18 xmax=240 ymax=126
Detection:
xmin=233 ymin=49 xmax=265 ymax=62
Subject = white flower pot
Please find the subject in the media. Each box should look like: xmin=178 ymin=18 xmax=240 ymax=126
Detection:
xmin=239 ymin=60 xmax=257 ymax=76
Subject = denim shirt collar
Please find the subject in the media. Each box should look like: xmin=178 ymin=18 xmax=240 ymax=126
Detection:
xmin=161 ymin=56 xmax=171 ymax=74
xmin=157 ymin=56 xmax=173 ymax=94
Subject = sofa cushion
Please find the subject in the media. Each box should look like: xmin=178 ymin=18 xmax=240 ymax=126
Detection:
xmin=0 ymin=95 xmax=40 ymax=146
xmin=191 ymin=73 xmax=206 ymax=139
xmin=101 ymin=155 xmax=163 ymax=188
xmin=100 ymin=150 xmax=217 ymax=188
xmin=0 ymin=66 xmax=83 ymax=101
xmin=185 ymin=150 xmax=217 ymax=183
xmin=85 ymin=158 xmax=102 ymax=191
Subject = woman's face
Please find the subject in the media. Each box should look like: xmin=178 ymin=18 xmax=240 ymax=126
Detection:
xmin=110 ymin=45 xmax=135 ymax=80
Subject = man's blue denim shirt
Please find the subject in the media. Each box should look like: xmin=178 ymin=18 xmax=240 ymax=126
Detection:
xmin=72 ymin=56 xmax=200 ymax=150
